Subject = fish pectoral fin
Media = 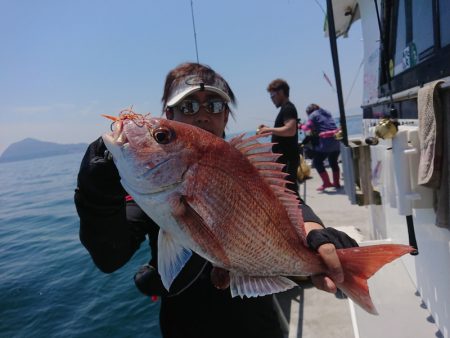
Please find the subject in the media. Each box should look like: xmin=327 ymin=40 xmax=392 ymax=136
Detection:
xmin=157 ymin=229 xmax=192 ymax=291
xmin=229 ymin=273 xmax=297 ymax=298
xmin=172 ymin=195 xmax=230 ymax=267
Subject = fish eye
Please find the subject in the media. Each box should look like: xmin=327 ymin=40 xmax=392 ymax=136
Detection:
xmin=152 ymin=127 xmax=173 ymax=144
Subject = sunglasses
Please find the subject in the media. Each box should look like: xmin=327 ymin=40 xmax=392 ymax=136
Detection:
xmin=174 ymin=99 xmax=228 ymax=115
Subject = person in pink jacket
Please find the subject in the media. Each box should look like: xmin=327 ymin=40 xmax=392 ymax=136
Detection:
xmin=301 ymin=104 xmax=341 ymax=191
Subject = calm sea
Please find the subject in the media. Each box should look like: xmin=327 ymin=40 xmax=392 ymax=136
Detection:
xmin=0 ymin=115 xmax=362 ymax=338
xmin=0 ymin=153 xmax=161 ymax=338
xmin=338 ymin=114 xmax=363 ymax=137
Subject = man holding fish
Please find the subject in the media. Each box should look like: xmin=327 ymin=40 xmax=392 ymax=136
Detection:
xmin=75 ymin=62 xmax=409 ymax=338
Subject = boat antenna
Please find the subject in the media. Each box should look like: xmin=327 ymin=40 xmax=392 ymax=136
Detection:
xmin=312 ymin=0 xmax=326 ymax=15
xmin=190 ymin=0 xmax=200 ymax=63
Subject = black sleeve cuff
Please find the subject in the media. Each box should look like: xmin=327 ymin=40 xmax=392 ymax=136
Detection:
xmin=300 ymin=204 xmax=324 ymax=227
xmin=306 ymin=227 xmax=359 ymax=251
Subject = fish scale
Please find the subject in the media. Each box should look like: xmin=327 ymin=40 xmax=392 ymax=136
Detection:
xmin=184 ymin=153 xmax=316 ymax=275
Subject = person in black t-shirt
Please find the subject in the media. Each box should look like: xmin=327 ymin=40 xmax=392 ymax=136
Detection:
xmin=257 ymin=79 xmax=300 ymax=195
xmin=75 ymin=64 xmax=358 ymax=338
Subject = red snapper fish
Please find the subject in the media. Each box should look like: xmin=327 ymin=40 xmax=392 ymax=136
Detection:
xmin=102 ymin=111 xmax=413 ymax=314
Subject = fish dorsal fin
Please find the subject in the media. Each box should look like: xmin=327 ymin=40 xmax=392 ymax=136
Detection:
xmin=229 ymin=134 xmax=305 ymax=239
xmin=229 ymin=133 xmax=269 ymax=149
xmin=228 ymin=133 xmax=246 ymax=146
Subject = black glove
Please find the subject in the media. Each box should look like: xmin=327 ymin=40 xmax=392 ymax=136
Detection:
xmin=76 ymin=137 xmax=127 ymax=206
xmin=306 ymin=227 xmax=359 ymax=251
xmin=134 ymin=254 xmax=210 ymax=297
xmin=134 ymin=264 xmax=168 ymax=297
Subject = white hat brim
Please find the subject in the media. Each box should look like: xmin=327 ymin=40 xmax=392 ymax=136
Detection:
xmin=166 ymin=85 xmax=231 ymax=107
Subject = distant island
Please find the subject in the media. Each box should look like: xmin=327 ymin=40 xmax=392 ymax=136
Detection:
xmin=0 ymin=138 xmax=88 ymax=163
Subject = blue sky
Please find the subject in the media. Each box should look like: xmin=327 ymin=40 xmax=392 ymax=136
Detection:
xmin=0 ymin=0 xmax=363 ymax=154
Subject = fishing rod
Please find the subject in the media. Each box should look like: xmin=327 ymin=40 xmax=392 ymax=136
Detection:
xmin=344 ymin=59 xmax=364 ymax=106
xmin=190 ymin=0 xmax=200 ymax=63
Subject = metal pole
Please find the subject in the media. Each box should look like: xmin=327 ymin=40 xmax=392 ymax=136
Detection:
xmin=325 ymin=0 xmax=349 ymax=147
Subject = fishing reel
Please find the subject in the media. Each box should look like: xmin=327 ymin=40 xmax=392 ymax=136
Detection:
xmin=364 ymin=118 xmax=399 ymax=145
xmin=374 ymin=118 xmax=399 ymax=140
xmin=365 ymin=105 xmax=399 ymax=145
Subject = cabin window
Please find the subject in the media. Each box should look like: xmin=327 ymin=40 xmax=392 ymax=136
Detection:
xmin=411 ymin=0 xmax=434 ymax=60
xmin=392 ymin=0 xmax=434 ymax=76
xmin=393 ymin=0 xmax=408 ymax=75
xmin=440 ymin=0 xmax=450 ymax=46
xmin=380 ymin=0 xmax=450 ymax=95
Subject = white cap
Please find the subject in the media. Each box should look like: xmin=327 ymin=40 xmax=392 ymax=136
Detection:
xmin=166 ymin=74 xmax=232 ymax=108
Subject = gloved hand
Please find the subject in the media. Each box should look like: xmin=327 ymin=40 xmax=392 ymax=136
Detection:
xmin=306 ymin=227 xmax=358 ymax=294
xmin=76 ymin=137 xmax=127 ymax=206
xmin=134 ymin=264 xmax=168 ymax=297
xmin=306 ymin=227 xmax=359 ymax=250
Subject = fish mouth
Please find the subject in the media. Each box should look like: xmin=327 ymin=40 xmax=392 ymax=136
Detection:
xmin=105 ymin=118 xmax=130 ymax=146
xmin=102 ymin=131 xmax=129 ymax=160
xmin=113 ymin=129 xmax=129 ymax=146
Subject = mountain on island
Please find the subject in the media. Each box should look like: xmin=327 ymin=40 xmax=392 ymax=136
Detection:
xmin=0 ymin=138 xmax=88 ymax=163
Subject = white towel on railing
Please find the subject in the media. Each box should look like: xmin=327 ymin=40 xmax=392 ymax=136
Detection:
xmin=417 ymin=80 xmax=444 ymax=188
xmin=435 ymin=89 xmax=450 ymax=229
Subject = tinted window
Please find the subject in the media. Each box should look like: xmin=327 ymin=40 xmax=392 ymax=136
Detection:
xmin=440 ymin=0 xmax=450 ymax=46
xmin=382 ymin=0 xmax=450 ymax=93
xmin=412 ymin=0 xmax=434 ymax=59
xmin=394 ymin=0 xmax=408 ymax=75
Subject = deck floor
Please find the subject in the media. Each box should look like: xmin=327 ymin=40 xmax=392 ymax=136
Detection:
xmin=275 ymin=166 xmax=441 ymax=337
xmin=276 ymin=167 xmax=367 ymax=338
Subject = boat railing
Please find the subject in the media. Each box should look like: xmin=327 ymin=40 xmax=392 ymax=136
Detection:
xmin=362 ymin=75 xmax=450 ymax=108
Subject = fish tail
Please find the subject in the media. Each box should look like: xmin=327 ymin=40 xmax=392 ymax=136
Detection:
xmin=335 ymin=244 xmax=414 ymax=315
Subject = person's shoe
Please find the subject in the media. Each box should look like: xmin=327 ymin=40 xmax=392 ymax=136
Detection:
xmin=332 ymin=170 xmax=341 ymax=188
xmin=317 ymin=171 xmax=333 ymax=191
xmin=316 ymin=182 xmax=334 ymax=191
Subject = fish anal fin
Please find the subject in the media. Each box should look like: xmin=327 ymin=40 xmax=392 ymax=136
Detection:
xmin=336 ymin=244 xmax=414 ymax=315
xmin=229 ymin=274 xmax=297 ymax=298
xmin=157 ymin=230 xmax=192 ymax=290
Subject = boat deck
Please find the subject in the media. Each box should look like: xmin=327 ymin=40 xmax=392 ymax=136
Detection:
xmin=275 ymin=167 xmax=441 ymax=337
